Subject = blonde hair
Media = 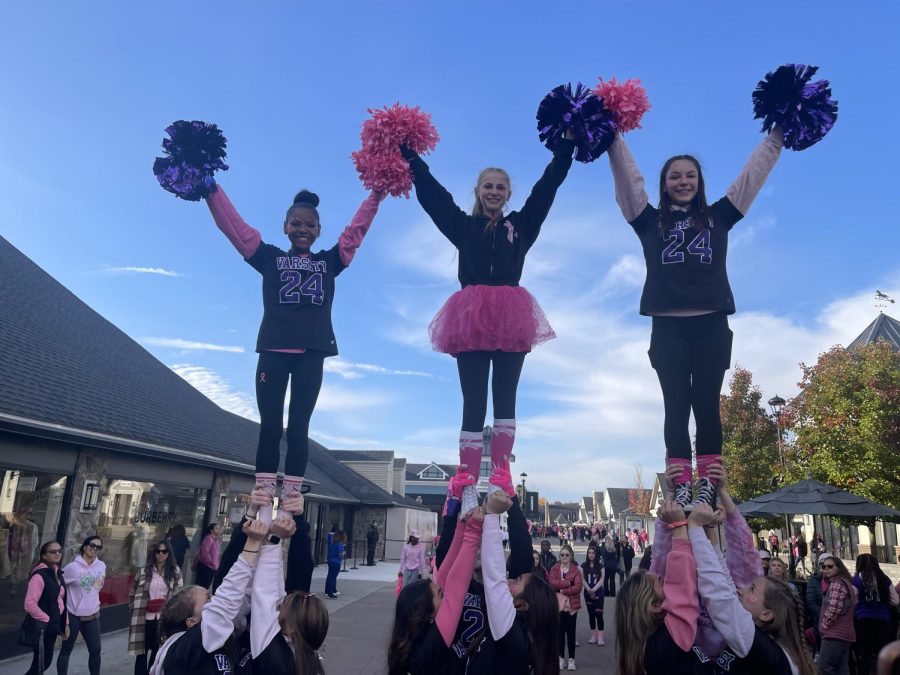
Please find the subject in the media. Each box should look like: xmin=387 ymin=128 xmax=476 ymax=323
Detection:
xmin=471 ymin=167 xmax=512 ymax=221
xmin=759 ymin=578 xmax=816 ymax=675
xmin=615 ymin=571 xmax=660 ymax=675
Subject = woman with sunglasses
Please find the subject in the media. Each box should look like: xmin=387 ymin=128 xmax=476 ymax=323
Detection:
xmin=549 ymin=545 xmax=582 ymax=671
xmin=818 ymin=556 xmax=857 ymax=675
xmin=58 ymin=536 xmax=106 ymax=675
xmin=23 ymin=541 xmax=67 ymax=675
xmin=129 ymin=541 xmax=183 ymax=675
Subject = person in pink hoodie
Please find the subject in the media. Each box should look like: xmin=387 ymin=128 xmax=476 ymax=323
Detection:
xmin=58 ymin=536 xmax=106 ymax=675
xmin=615 ymin=499 xmax=701 ymax=675
xmin=23 ymin=540 xmax=68 ymax=675
xmin=204 ymin=183 xmax=384 ymax=516
xmin=194 ymin=524 xmax=220 ymax=590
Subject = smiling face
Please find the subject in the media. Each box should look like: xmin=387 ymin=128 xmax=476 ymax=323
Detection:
xmin=475 ymin=169 xmax=510 ymax=219
xmin=84 ymin=538 xmax=102 ymax=561
xmin=664 ymin=158 xmax=699 ymax=207
xmin=283 ymin=206 xmax=321 ymax=253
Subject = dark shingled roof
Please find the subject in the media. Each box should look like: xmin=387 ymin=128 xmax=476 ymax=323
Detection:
xmin=0 ymin=235 xmax=389 ymax=505
xmin=605 ymin=487 xmax=652 ymax=517
xmin=847 ymin=313 xmax=900 ymax=352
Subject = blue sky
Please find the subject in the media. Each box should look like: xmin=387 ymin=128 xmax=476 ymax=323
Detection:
xmin=2 ymin=2 xmax=898 ymax=501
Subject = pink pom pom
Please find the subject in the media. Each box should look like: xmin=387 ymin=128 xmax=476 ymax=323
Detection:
xmin=593 ymin=77 xmax=651 ymax=133
xmin=354 ymin=104 xmax=440 ymax=198
xmin=352 ymin=149 xmax=416 ymax=198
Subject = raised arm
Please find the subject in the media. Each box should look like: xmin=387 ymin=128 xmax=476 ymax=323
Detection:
xmin=435 ymin=512 xmax=484 ymax=646
xmin=400 ymin=146 xmax=468 ymax=246
xmin=505 ymin=495 xmax=534 ymax=579
xmin=434 ymin=518 xmax=465 ymax=590
xmin=708 ymin=464 xmax=763 ymax=588
xmin=249 ymin=516 xmax=295 ymax=657
xmin=482 ymin=493 xmax=517 ymax=641
xmin=201 ymin=519 xmax=268 ymax=653
xmin=724 ymin=127 xmax=784 ymax=216
xmin=687 ymin=505 xmax=755 ymax=657
xmin=607 ymin=134 xmax=650 ymax=222
xmin=337 ymin=191 xmax=386 ymax=266
xmin=657 ymin=498 xmax=699 ymax=652
xmin=516 ymin=139 xmax=575 ymax=245
xmin=205 ymin=185 xmax=262 ymax=258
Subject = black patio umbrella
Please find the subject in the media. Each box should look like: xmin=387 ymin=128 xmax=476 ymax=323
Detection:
xmin=737 ymin=478 xmax=900 ymax=519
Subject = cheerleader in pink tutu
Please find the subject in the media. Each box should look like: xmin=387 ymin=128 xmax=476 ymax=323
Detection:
xmin=400 ymin=134 xmax=574 ymax=508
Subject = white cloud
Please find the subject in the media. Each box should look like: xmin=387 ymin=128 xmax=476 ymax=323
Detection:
xmin=315 ymin=383 xmax=392 ymax=412
xmin=171 ymin=364 xmax=258 ymax=421
xmin=142 ymin=337 xmax=245 ymax=353
xmin=324 ymin=356 xmax=433 ymax=380
xmin=310 ymin=430 xmax=386 ymax=448
xmin=100 ymin=266 xmax=181 ymax=277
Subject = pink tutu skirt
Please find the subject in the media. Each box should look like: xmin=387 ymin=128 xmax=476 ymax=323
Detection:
xmin=428 ymin=284 xmax=556 ymax=355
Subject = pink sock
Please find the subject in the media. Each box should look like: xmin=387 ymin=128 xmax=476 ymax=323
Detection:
xmin=278 ymin=475 xmax=304 ymax=518
xmin=459 ymin=431 xmax=483 ymax=478
xmin=696 ymin=454 xmax=722 ymax=482
xmin=255 ymin=472 xmax=277 ymax=525
xmin=670 ymin=458 xmax=692 ymax=484
xmin=490 ymin=419 xmax=515 ymax=469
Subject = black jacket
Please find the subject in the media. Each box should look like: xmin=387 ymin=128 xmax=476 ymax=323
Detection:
xmin=402 ymin=140 xmax=574 ymax=289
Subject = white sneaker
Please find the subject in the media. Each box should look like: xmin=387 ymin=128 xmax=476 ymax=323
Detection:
xmin=588 ymin=635 xmax=596 ymax=644
xmin=567 ymin=658 xmax=577 ymax=671
xmin=597 ymin=632 xmax=606 ymax=646
xmin=559 ymin=656 xmax=566 ymax=670
xmin=575 ymin=640 xmax=580 ymax=647
xmin=461 ymin=485 xmax=480 ymax=515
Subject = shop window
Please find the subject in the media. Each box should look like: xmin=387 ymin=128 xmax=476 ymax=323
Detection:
xmin=96 ymin=480 xmax=206 ymax=606
xmin=0 ymin=469 xmax=68 ymax=633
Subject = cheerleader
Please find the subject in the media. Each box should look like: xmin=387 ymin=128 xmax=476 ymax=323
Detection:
xmin=606 ymin=127 xmax=783 ymax=509
xmin=688 ymin=503 xmax=816 ymax=675
xmin=468 ymin=492 xmax=560 ymax=675
xmin=205 ymin=185 xmax=384 ymax=514
xmin=386 ymin=509 xmax=483 ymax=675
xmin=400 ymin=133 xmax=575 ymax=509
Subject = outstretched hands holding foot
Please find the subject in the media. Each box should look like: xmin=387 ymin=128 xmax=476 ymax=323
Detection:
xmin=281 ymin=494 xmax=305 ymax=516
xmin=485 ymin=492 xmax=513 ymax=515
xmin=247 ymin=487 xmax=273 ymax=519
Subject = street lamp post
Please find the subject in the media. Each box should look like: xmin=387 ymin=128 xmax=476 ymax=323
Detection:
xmin=768 ymin=394 xmax=796 ymax=577
xmin=519 ymin=472 xmax=528 ymax=516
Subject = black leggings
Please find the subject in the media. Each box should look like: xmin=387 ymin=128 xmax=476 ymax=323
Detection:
xmin=456 ymin=351 xmax=526 ymax=432
xmin=649 ymin=313 xmax=732 ymax=460
xmin=58 ymin=614 xmax=101 ymax=674
xmin=603 ymin=565 xmax=617 ymax=596
xmin=558 ymin=611 xmax=577 ymax=659
xmin=133 ymin=619 xmax=159 ymax=675
xmin=584 ymin=592 xmax=605 ymax=630
xmin=255 ymin=351 xmax=325 ymax=476
xmin=26 ymin=628 xmax=59 ymax=674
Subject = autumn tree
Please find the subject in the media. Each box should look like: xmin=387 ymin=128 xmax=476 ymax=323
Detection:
xmin=786 ymin=342 xmax=900 ymax=509
xmin=629 ymin=464 xmax=652 ymax=515
xmin=719 ymin=366 xmax=779 ymax=502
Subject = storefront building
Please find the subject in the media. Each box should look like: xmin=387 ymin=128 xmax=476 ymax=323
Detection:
xmin=0 ymin=235 xmax=402 ymax=659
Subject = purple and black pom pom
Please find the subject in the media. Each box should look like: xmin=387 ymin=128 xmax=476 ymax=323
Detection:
xmin=153 ymin=120 xmax=229 ymax=201
xmin=752 ymin=64 xmax=838 ymax=151
xmin=537 ymin=83 xmax=616 ymax=163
